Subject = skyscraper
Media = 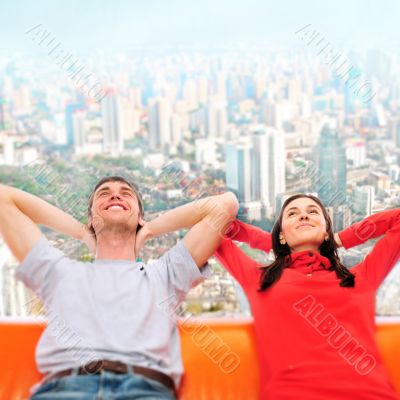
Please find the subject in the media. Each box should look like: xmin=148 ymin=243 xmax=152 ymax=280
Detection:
xmin=206 ymin=100 xmax=227 ymax=138
xmin=225 ymin=140 xmax=252 ymax=203
xmin=195 ymin=138 xmax=217 ymax=165
xmin=101 ymin=90 xmax=124 ymax=155
xmin=72 ymin=110 xmax=86 ymax=154
xmin=352 ymin=185 xmax=375 ymax=216
xmin=65 ymin=102 xmax=85 ymax=146
xmin=387 ymin=117 xmax=400 ymax=148
xmin=314 ymin=125 xmax=347 ymax=206
xmin=345 ymin=137 xmax=367 ymax=167
xmin=0 ymin=97 xmax=5 ymax=130
xmin=148 ymin=98 xmax=171 ymax=150
xmin=251 ymin=128 xmax=286 ymax=211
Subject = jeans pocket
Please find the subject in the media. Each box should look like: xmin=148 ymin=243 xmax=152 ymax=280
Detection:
xmin=55 ymin=375 xmax=99 ymax=392
xmin=144 ymin=378 xmax=176 ymax=399
xmin=31 ymin=379 xmax=61 ymax=397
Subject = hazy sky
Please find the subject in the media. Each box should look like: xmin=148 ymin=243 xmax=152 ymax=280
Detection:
xmin=1 ymin=0 xmax=399 ymax=54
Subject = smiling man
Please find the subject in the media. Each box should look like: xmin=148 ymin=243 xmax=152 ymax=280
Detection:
xmin=0 ymin=176 xmax=238 ymax=399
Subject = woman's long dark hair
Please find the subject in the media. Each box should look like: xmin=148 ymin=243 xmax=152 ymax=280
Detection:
xmin=259 ymin=194 xmax=355 ymax=291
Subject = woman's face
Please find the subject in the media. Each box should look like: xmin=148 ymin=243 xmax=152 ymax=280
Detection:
xmin=280 ymin=197 xmax=328 ymax=252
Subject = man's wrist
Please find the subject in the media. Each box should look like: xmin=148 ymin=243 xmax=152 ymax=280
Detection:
xmin=78 ymin=223 xmax=90 ymax=241
xmin=141 ymin=224 xmax=154 ymax=241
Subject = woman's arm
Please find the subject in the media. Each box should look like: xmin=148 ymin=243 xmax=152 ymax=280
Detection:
xmin=342 ymin=208 xmax=400 ymax=288
xmin=214 ymin=237 xmax=260 ymax=290
xmin=338 ymin=208 xmax=400 ymax=248
xmin=224 ymin=219 xmax=273 ymax=252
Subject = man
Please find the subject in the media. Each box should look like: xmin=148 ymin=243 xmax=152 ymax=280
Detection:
xmin=0 ymin=176 xmax=238 ymax=399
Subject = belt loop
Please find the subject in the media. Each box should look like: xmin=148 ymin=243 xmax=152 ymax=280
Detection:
xmin=127 ymin=364 xmax=134 ymax=375
xmin=72 ymin=367 xmax=80 ymax=376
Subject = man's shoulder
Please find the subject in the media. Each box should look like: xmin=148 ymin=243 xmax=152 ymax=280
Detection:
xmin=145 ymin=240 xmax=187 ymax=266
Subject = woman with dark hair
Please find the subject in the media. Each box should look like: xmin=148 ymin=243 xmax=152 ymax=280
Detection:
xmin=215 ymin=193 xmax=400 ymax=400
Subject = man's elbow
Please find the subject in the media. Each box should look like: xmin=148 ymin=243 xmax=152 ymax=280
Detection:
xmin=0 ymin=184 xmax=14 ymax=205
xmin=220 ymin=192 xmax=239 ymax=219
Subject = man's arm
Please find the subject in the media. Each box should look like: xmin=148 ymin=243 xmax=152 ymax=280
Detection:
xmin=137 ymin=192 xmax=239 ymax=268
xmin=0 ymin=184 xmax=86 ymax=262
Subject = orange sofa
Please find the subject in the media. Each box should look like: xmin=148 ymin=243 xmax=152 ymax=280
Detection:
xmin=0 ymin=317 xmax=399 ymax=400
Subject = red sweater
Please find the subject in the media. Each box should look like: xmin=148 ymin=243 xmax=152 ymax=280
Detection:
xmin=215 ymin=209 xmax=400 ymax=400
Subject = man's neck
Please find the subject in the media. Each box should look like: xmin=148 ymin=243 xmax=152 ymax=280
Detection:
xmin=95 ymin=230 xmax=136 ymax=261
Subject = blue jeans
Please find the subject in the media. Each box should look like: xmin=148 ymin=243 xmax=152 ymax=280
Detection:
xmin=30 ymin=368 xmax=176 ymax=400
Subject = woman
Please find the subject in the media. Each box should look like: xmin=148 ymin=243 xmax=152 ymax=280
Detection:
xmin=215 ymin=193 xmax=400 ymax=400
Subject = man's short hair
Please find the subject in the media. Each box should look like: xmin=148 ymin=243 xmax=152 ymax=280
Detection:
xmin=87 ymin=176 xmax=144 ymax=234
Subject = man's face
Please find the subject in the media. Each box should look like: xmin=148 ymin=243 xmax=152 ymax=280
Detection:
xmin=89 ymin=181 xmax=144 ymax=235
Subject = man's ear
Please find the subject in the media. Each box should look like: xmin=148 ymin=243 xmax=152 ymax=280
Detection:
xmin=138 ymin=215 xmax=145 ymax=228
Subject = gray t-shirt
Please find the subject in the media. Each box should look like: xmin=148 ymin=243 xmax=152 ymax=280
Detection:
xmin=16 ymin=236 xmax=211 ymax=387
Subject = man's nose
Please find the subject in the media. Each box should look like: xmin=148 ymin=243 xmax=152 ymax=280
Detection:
xmin=110 ymin=193 xmax=121 ymax=200
xmin=299 ymin=213 xmax=309 ymax=220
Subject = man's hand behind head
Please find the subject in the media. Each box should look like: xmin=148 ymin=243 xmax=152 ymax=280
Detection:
xmin=81 ymin=223 xmax=99 ymax=255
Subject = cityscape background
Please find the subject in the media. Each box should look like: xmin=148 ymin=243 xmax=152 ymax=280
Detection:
xmin=0 ymin=0 xmax=400 ymax=317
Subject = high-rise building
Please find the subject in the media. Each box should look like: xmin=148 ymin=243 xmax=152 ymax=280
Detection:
xmin=206 ymin=100 xmax=227 ymax=138
xmin=251 ymin=128 xmax=286 ymax=211
xmin=225 ymin=127 xmax=286 ymax=214
xmin=128 ymin=87 xmax=142 ymax=109
xmin=197 ymin=76 xmax=209 ymax=105
xmin=183 ymin=79 xmax=198 ymax=110
xmin=65 ymin=102 xmax=85 ymax=146
xmin=314 ymin=125 xmax=347 ymax=206
xmin=72 ymin=110 xmax=87 ymax=153
xmin=0 ymin=97 xmax=5 ymax=131
xmin=352 ymin=185 xmax=375 ymax=216
xmin=214 ymin=72 xmax=227 ymax=103
xmin=389 ymin=165 xmax=400 ymax=183
xmin=13 ymin=84 xmax=32 ymax=116
xmin=72 ymin=110 xmax=103 ymax=156
xmin=148 ymin=98 xmax=171 ymax=150
xmin=387 ymin=116 xmax=400 ymax=147
xmin=195 ymin=138 xmax=217 ymax=165
xmin=254 ymin=74 xmax=267 ymax=100
xmin=101 ymin=90 xmax=124 ymax=155
xmin=53 ymin=113 xmax=68 ymax=145
xmin=368 ymin=172 xmax=391 ymax=195
xmin=326 ymin=204 xmax=352 ymax=231
xmin=287 ymin=78 xmax=301 ymax=104
xmin=171 ymin=114 xmax=183 ymax=145
xmin=118 ymin=98 xmax=139 ymax=140
xmin=261 ymin=99 xmax=292 ymax=130
xmin=0 ymin=133 xmax=17 ymax=165
xmin=225 ymin=140 xmax=252 ymax=203
xmin=345 ymin=137 xmax=367 ymax=167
